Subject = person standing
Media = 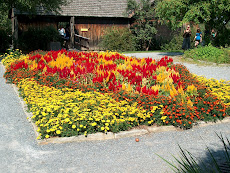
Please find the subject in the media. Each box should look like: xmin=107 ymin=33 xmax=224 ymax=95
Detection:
xmin=58 ymin=26 xmax=65 ymax=38
xmin=194 ymin=28 xmax=202 ymax=47
xmin=182 ymin=25 xmax=192 ymax=51
xmin=211 ymin=29 xmax=217 ymax=40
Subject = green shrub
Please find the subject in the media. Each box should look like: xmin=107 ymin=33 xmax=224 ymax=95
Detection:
xmin=184 ymin=44 xmax=230 ymax=64
xmin=161 ymin=33 xmax=185 ymax=51
xmin=0 ymin=29 xmax=11 ymax=53
xmin=18 ymin=26 xmax=62 ymax=52
xmin=100 ymin=27 xmax=137 ymax=51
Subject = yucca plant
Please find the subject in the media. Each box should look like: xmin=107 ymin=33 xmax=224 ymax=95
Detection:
xmin=157 ymin=132 xmax=230 ymax=173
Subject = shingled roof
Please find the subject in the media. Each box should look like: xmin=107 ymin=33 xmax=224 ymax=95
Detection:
xmin=60 ymin=0 xmax=128 ymax=18
xmin=15 ymin=0 xmax=130 ymax=18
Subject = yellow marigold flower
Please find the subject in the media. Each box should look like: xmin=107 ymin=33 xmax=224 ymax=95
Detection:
xmin=72 ymin=125 xmax=76 ymax=129
xmin=101 ymin=127 xmax=105 ymax=130
xmin=64 ymin=118 xmax=70 ymax=122
xmin=161 ymin=116 xmax=167 ymax=123
xmin=92 ymin=122 xmax=97 ymax=126
xmin=45 ymin=135 xmax=49 ymax=138
xmin=56 ymin=130 xmax=61 ymax=134
xmin=161 ymin=116 xmax=167 ymax=120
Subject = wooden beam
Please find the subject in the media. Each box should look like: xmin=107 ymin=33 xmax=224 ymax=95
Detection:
xmin=70 ymin=16 xmax=75 ymax=49
xmin=11 ymin=8 xmax=18 ymax=49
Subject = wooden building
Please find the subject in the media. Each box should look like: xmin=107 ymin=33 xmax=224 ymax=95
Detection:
xmin=13 ymin=0 xmax=132 ymax=50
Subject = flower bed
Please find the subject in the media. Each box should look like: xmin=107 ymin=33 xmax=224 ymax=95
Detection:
xmin=2 ymin=50 xmax=229 ymax=139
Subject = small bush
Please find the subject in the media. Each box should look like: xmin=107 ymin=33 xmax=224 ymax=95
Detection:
xmin=184 ymin=44 xmax=230 ymax=64
xmin=161 ymin=34 xmax=185 ymax=51
xmin=18 ymin=26 xmax=62 ymax=52
xmin=100 ymin=27 xmax=137 ymax=51
xmin=0 ymin=29 xmax=11 ymax=53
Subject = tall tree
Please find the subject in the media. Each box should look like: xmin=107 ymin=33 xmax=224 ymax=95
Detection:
xmin=0 ymin=0 xmax=68 ymax=14
xmin=155 ymin=0 xmax=230 ymax=46
xmin=127 ymin=0 xmax=157 ymax=51
xmin=0 ymin=3 xmax=11 ymax=31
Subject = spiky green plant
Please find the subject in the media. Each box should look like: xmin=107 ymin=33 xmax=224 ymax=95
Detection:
xmin=157 ymin=132 xmax=230 ymax=173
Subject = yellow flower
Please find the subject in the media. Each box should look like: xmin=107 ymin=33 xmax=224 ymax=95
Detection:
xmin=92 ymin=122 xmax=97 ymax=126
xmin=45 ymin=135 xmax=50 ymax=138
xmin=161 ymin=116 xmax=167 ymax=122
xmin=56 ymin=130 xmax=61 ymax=134
xmin=72 ymin=125 xmax=76 ymax=129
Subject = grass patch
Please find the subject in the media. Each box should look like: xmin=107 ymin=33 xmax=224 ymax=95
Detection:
xmin=184 ymin=45 xmax=230 ymax=64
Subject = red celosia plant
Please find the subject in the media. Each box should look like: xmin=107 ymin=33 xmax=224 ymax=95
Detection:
xmin=4 ymin=50 xmax=228 ymax=129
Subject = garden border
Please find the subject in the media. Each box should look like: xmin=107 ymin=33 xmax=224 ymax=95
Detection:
xmin=1 ymin=62 xmax=230 ymax=145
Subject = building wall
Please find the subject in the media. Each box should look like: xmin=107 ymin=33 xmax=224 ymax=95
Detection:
xmin=17 ymin=15 xmax=60 ymax=32
xmin=74 ymin=17 xmax=129 ymax=50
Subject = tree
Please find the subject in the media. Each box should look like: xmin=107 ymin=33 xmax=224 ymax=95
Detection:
xmin=155 ymin=0 xmax=230 ymax=46
xmin=0 ymin=0 xmax=68 ymax=14
xmin=127 ymin=0 xmax=157 ymax=51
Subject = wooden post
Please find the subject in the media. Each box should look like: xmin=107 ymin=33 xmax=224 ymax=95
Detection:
xmin=70 ymin=16 xmax=75 ymax=49
xmin=14 ymin=16 xmax=18 ymax=47
xmin=11 ymin=8 xmax=18 ymax=49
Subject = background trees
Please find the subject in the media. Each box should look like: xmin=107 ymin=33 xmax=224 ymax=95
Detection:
xmin=0 ymin=0 xmax=67 ymax=14
xmin=126 ymin=0 xmax=157 ymax=51
xmin=155 ymin=0 xmax=230 ymax=46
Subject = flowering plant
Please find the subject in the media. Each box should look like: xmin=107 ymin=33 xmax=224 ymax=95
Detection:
xmin=3 ymin=50 xmax=229 ymax=139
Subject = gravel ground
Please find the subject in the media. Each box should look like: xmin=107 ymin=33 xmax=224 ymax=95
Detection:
xmin=124 ymin=52 xmax=230 ymax=81
xmin=0 ymin=53 xmax=230 ymax=173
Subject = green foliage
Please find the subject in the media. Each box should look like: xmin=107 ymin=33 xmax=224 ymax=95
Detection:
xmin=18 ymin=26 xmax=62 ymax=52
xmin=212 ymin=28 xmax=230 ymax=47
xmin=0 ymin=29 xmax=11 ymax=53
xmin=184 ymin=44 xmax=230 ymax=64
xmin=0 ymin=0 xmax=67 ymax=14
xmin=155 ymin=0 xmax=230 ymax=47
xmin=0 ymin=4 xmax=11 ymax=33
xmin=127 ymin=0 xmax=157 ymax=51
xmin=161 ymin=33 xmax=185 ymax=51
xmin=161 ymin=25 xmax=198 ymax=51
xmin=100 ymin=27 xmax=136 ymax=51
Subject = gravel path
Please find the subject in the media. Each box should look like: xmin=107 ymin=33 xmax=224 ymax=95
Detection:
xmin=124 ymin=52 xmax=230 ymax=81
xmin=0 ymin=53 xmax=230 ymax=173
